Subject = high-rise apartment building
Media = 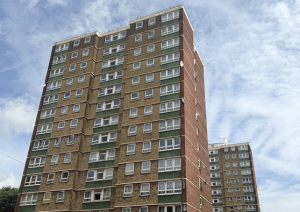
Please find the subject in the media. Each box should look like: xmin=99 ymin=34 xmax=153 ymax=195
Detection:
xmin=208 ymin=139 xmax=260 ymax=212
xmin=15 ymin=5 xmax=212 ymax=212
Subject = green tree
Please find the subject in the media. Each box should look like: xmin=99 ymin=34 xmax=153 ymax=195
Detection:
xmin=0 ymin=186 xmax=19 ymax=212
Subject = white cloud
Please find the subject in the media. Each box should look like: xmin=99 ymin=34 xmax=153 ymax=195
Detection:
xmin=0 ymin=96 xmax=36 ymax=137
xmin=0 ymin=173 xmax=21 ymax=188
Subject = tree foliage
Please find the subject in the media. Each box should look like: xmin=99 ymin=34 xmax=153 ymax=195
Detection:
xmin=0 ymin=186 xmax=19 ymax=212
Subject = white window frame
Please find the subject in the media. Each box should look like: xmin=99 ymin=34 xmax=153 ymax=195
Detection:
xmin=69 ymin=64 xmax=76 ymax=72
xmin=57 ymin=121 xmax=65 ymax=131
xmin=73 ymin=40 xmax=80 ymax=47
xmin=135 ymin=34 xmax=142 ymax=43
xmin=94 ymin=115 xmax=119 ymax=128
xmin=158 ymin=180 xmax=182 ymax=195
xmin=52 ymin=55 xmax=66 ymax=65
xmin=143 ymin=123 xmax=152 ymax=133
xmin=239 ymin=153 xmax=249 ymax=159
xmin=36 ymin=124 xmax=53 ymax=135
xmin=148 ymin=30 xmax=155 ymax=39
xmin=125 ymin=163 xmax=134 ymax=175
xmin=136 ymin=21 xmax=143 ymax=29
xmin=147 ymin=44 xmax=155 ymax=53
xmin=159 ymin=137 xmax=181 ymax=151
xmin=127 ymin=144 xmax=135 ymax=155
xmin=145 ymin=89 xmax=153 ymax=99
xmin=20 ymin=194 xmax=38 ymax=205
xmin=161 ymin=52 xmax=180 ymax=65
xmin=134 ymin=48 xmax=141 ymax=56
xmin=55 ymin=43 xmax=69 ymax=53
xmin=57 ymin=191 xmax=65 ymax=202
xmin=210 ymin=173 xmax=220 ymax=178
xmin=78 ymin=75 xmax=85 ymax=83
xmin=66 ymin=78 xmax=73 ymax=86
xmin=131 ymin=92 xmax=139 ymax=101
xmin=64 ymin=91 xmax=71 ymax=100
xmin=92 ymin=132 xmax=117 ymax=145
xmin=141 ymin=161 xmax=151 ymax=173
xmin=160 ymin=83 xmax=180 ymax=96
xmin=50 ymin=67 xmax=64 ymax=77
xmin=54 ymin=137 xmax=61 ymax=147
xmin=160 ymin=100 xmax=180 ymax=113
xmin=71 ymin=52 xmax=78 ymax=59
xmin=140 ymin=183 xmax=150 ymax=196
xmin=144 ymin=105 xmax=153 ymax=115
xmin=98 ymin=85 xmax=122 ymax=96
xmin=43 ymin=94 xmax=59 ymax=105
xmin=61 ymin=106 xmax=68 ymax=115
xmin=84 ymin=37 xmax=91 ymax=44
xmin=61 ymin=171 xmax=69 ymax=182
xmin=96 ymin=100 xmax=120 ymax=112
xmin=80 ymin=61 xmax=87 ymax=69
xmin=75 ymin=89 xmax=83 ymax=98
xmin=70 ymin=119 xmax=78 ymax=128
xmin=209 ymin=157 xmax=219 ymax=162
xmin=89 ymin=150 xmax=116 ymax=163
xmin=24 ymin=175 xmax=42 ymax=186
xmin=86 ymin=168 xmax=114 ymax=181
xmin=241 ymin=169 xmax=252 ymax=175
xmin=32 ymin=140 xmax=49 ymax=151
xmin=105 ymin=31 xmax=126 ymax=43
xmin=40 ymin=108 xmax=56 ymax=119
xmin=128 ymin=125 xmax=137 ymax=136
xmin=161 ymin=23 xmax=179 ymax=36
xmin=161 ymin=10 xmax=179 ymax=23
xmin=210 ymin=165 xmax=219 ymax=170
xmin=73 ymin=104 xmax=80 ymax=112
xmin=161 ymin=37 xmax=180 ymax=50
xmin=100 ymin=70 xmax=123 ymax=83
xmin=103 ymin=44 xmax=125 ymax=55
xmin=123 ymin=184 xmax=133 ymax=197
xmin=148 ymin=17 xmax=156 ymax=26
xmin=142 ymin=141 xmax=151 ymax=153
xmin=47 ymin=80 xmax=62 ymax=90
xmin=130 ymin=108 xmax=138 ymax=118
xmin=146 ymin=58 xmax=154 ymax=67
xmin=159 ymin=118 xmax=180 ymax=132
xmin=146 ymin=73 xmax=154 ymax=82
xmin=158 ymin=158 xmax=181 ymax=172
xmin=43 ymin=192 xmax=51 ymax=202
xmin=50 ymin=155 xmax=59 ymax=165
xmin=160 ymin=67 xmax=180 ymax=80
xmin=133 ymin=62 xmax=141 ymax=71
xmin=132 ymin=76 xmax=140 ymax=85
xmin=83 ymin=189 xmax=111 ymax=202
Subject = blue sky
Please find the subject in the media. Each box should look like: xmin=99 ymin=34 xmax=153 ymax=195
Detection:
xmin=1 ymin=0 xmax=300 ymax=211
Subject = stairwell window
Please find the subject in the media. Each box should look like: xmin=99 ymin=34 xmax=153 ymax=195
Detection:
xmin=159 ymin=118 xmax=180 ymax=132
xmin=160 ymin=83 xmax=180 ymax=96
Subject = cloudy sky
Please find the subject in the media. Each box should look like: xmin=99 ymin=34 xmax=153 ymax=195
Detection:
xmin=0 ymin=0 xmax=299 ymax=211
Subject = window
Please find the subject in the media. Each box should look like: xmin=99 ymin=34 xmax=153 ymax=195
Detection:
xmin=142 ymin=161 xmax=151 ymax=173
xmin=127 ymin=144 xmax=135 ymax=155
xmin=140 ymin=206 xmax=148 ymax=212
xmin=142 ymin=141 xmax=151 ymax=153
xmin=55 ymin=43 xmax=69 ymax=53
xmin=158 ymin=158 xmax=181 ymax=172
xmin=92 ymin=132 xmax=117 ymax=144
xmin=224 ymin=147 xmax=228 ymax=152
xmin=160 ymin=100 xmax=180 ymax=113
xmin=144 ymin=105 xmax=153 ymax=115
xmin=89 ymin=150 xmax=116 ymax=162
xmin=24 ymin=175 xmax=42 ymax=186
xmin=84 ymin=189 xmax=111 ymax=201
xmin=58 ymin=121 xmax=65 ymax=131
xmin=232 ymin=154 xmax=236 ymax=159
xmin=73 ymin=104 xmax=80 ymax=112
xmin=96 ymin=100 xmax=120 ymax=111
xmin=94 ymin=115 xmax=119 ymax=128
xmin=67 ymin=135 xmax=75 ymax=145
xmin=47 ymin=80 xmax=62 ymax=90
xmin=66 ymin=78 xmax=73 ymax=86
xmin=133 ymin=62 xmax=141 ymax=71
xmin=98 ymin=85 xmax=121 ymax=96
xmin=61 ymin=171 xmax=69 ymax=182
xmin=71 ymin=52 xmax=78 ymax=59
xmin=128 ymin=108 xmax=138 ymax=118
xmin=33 ymin=140 xmax=49 ymax=151
xmin=51 ymin=155 xmax=59 ymax=165
xmin=135 ymin=34 xmax=142 ymax=43
xmin=148 ymin=17 xmax=155 ymax=26
xmin=105 ymin=31 xmax=126 ymax=43
xmin=76 ymin=89 xmax=83 ymax=97
xmin=140 ymin=183 xmax=150 ymax=196
xmin=54 ymin=137 xmax=61 ymax=147
xmin=52 ymin=55 xmax=66 ymax=65
xmin=230 ymin=206 xmax=234 ymax=211
xmin=211 ymin=189 xmax=221 ymax=195
xmin=225 ymin=155 xmax=229 ymax=159
xmin=147 ymin=44 xmax=155 ymax=53
xmin=50 ymin=67 xmax=64 ymax=77
xmin=132 ymin=76 xmax=140 ymax=85
xmin=209 ymin=150 xmax=218 ymax=155
xmin=70 ymin=119 xmax=78 ymax=128
xmin=134 ymin=48 xmax=141 ymax=56
xmin=158 ymin=205 xmax=181 ymax=212
xmin=159 ymin=118 xmax=180 ymax=132
xmin=123 ymin=208 xmax=131 ymax=212
xmin=131 ymin=92 xmax=139 ymax=101
xmin=60 ymin=106 xmax=68 ymax=115
xmin=239 ymin=145 xmax=248 ymax=151
xmin=47 ymin=173 xmax=55 ymax=183
xmin=145 ymin=89 xmax=153 ymax=99
xmin=211 ymin=181 xmax=221 ymax=186
xmin=235 ymin=179 xmax=239 ymax=184
xmin=20 ymin=194 xmax=38 ymax=205
xmin=227 ymin=179 xmax=232 ymax=184
xmin=241 ymin=169 xmax=251 ymax=175
xmin=161 ymin=23 xmax=179 ymax=36
xmin=86 ymin=168 xmax=114 ymax=181
xmin=126 ymin=163 xmax=134 ymax=175
xmin=159 ymin=137 xmax=180 ymax=151
xmin=162 ymin=10 xmax=179 ymax=23
xmin=69 ymin=64 xmax=75 ymax=72
xmin=246 ymin=206 xmax=256 ymax=211
xmin=146 ymin=73 xmax=154 ymax=83
xmin=239 ymin=153 xmax=249 ymax=159
xmin=234 ymin=170 xmax=238 ymax=175
xmin=233 ymin=162 xmax=237 ymax=167
xmin=226 ymin=171 xmax=231 ymax=176
xmin=210 ymin=165 xmax=219 ymax=170
xmin=161 ymin=52 xmax=180 ymax=64
xmin=84 ymin=37 xmax=91 ymax=44
xmin=136 ymin=21 xmax=143 ymax=29
xmin=73 ymin=40 xmax=80 ymax=47
xmin=36 ymin=124 xmax=52 ymax=135
xmin=43 ymin=94 xmax=59 ymax=105
xmin=161 ymin=37 xmax=180 ymax=50
xmin=209 ymin=157 xmax=219 ymax=162
xmin=148 ymin=30 xmax=155 ymax=39
xmin=242 ymin=178 xmax=252 ymax=184
xmin=78 ymin=75 xmax=85 ymax=83
xmin=245 ymin=196 xmax=255 ymax=202
xmin=80 ymin=61 xmax=87 ymax=69
xmin=225 ymin=163 xmax=230 ymax=168
xmin=124 ymin=185 xmax=133 ymax=197
xmin=160 ymin=83 xmax=180 ymax=96
xmin=158 ymin=180 xmax=181 ymax=195
xmin=237 ymin=196 xmax=241 ymax=201
xmin=236 ymin=188 xmax=240 ymax=192
xmin=228 ymin=188 xmax=233 ymax=193
xmin=237 ymin=206 xmax=242 ymax=211
xmin=210 ymin=173 xmax=220 ymax=178
xmin=146 ymin=58 xmax=154 ymax=67
xmin=240 ymin=161 xmax=251 ymax=167
xmin=231 ymin=147 xmax=235 ymax=151
xmin=43 ymin=192 xmax=51 ymax=202
xmin=57 ymin=191 xmax=65 ymax=202
xmin=64 ymin=91 xmax=71 ymax=100
xmin=160 ymin=67 xmax=180 ymax=81
xmin=128 ymin=125 xmax=137 ymax=136
xmin=103 ymin=44 xmax=125 ymax=55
